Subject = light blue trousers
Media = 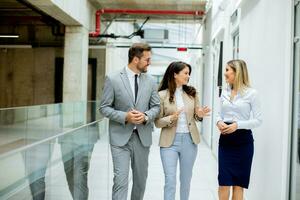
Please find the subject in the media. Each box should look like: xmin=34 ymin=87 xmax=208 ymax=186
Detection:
xmin=160 ymin=133 xmax=198 ymax=200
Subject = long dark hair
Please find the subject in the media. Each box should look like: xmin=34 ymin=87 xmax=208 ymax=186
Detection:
xmin=158 ymin=61 xmax=196 ymax=103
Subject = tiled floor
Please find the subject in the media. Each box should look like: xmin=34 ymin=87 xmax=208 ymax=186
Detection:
xmin=45 ymin=127 xmax=218 ymax=200
xmin=4 ymin=126 xmax=218 ymax=200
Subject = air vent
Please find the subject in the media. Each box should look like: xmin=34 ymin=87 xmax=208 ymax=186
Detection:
xmin=143 ymin=29 xmax=168 ymax=43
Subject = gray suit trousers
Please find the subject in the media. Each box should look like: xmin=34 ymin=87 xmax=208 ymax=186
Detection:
xmin=110 ymin=131 xmax=150 ymax=200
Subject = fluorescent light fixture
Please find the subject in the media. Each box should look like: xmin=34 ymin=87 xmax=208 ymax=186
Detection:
xmin=0 ymin=34 xmax=19 ymax=38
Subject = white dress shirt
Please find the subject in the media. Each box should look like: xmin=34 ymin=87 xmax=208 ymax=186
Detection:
xmin=126 ymin=66 xmax=140 ymax=129
xmin=216 ymin=87 xmax=262 ymax=130
xmin=126 ymin=66 xmax=140 ymax=98
xmin=175 ymin=87 xmax=190 ymax=133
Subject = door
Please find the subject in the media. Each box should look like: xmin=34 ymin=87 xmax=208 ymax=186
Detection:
xmin=54 ymin=58 xmax=97 ymax=123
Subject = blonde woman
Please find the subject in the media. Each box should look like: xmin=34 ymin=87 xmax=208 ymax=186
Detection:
xmin=216 ymin=59 xmax=262 ymax=200
xmin=155 ymin=61 xmax=210 ymax=200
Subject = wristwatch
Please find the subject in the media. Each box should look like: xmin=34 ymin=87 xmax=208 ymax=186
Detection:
xmin=144 ymin=113 xmax=149 ymax=123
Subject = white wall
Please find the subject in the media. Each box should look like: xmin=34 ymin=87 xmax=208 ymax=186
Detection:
xmin=240 ymin=1 xmax=293 ymax=199
xmin=202 ymin=0 xmax=293 ymax=199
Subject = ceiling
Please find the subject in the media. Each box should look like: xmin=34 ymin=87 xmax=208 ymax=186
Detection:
xmin=0 ymin=0 xmax=60 ymax=26
xmin=0 ymin=0 xmax=207 ymax=46
xmin=0 ymin=0 xmax=64 ymax=46
xmin=0 ymin=0 xmax=207 ymax=25
xmin=89 ymin=0 xmax=207 ymax=21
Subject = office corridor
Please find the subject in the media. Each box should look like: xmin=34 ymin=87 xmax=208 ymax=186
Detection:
xmin=1 ymin=0 xmax=300 ymax=199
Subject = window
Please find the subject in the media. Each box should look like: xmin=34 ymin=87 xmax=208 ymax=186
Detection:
xmin=152 ymin=74 xmax=163 ymax=85
xmin=232 ymin=31 xmax=239 ymax=59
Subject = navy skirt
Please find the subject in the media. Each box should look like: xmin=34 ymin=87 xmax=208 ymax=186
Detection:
xmin=218 ymin=128 xmax=254 ymax=189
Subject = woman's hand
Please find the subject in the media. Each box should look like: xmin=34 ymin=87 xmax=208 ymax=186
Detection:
xmin=170 ymin=108 xmax=184 ymax=123
xmin=217 ymin=121 xmax=227 ymax=133
xmin=221 ymin=122 xmax=238 ymax=134
xmin=195 ymin=106 xmax=211 ymax=118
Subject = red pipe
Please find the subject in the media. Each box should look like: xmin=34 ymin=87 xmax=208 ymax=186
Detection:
xmin=89 ymin=11 xmax=101 ymax=37
xmin=89 ymin=9 xmax=205 ymax=37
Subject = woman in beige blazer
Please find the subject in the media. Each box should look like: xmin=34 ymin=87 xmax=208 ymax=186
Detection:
xmin=155 ymin=61 xmax=210 ymax=200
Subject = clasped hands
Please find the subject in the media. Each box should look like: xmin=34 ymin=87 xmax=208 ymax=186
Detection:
xmin=217 ymin=121 xmax=238 ymax=134
xmin=126 ymin=109 xmax=145 ymax=124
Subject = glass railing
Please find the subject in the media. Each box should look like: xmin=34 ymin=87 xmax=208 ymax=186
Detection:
xmin=0 ymin=102 xmax=111 ymax=200
xmin=0 ymin=101 xmax=101 ymax=156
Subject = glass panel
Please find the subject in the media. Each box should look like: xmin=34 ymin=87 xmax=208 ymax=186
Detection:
xmin=0 ymin=107 xmax=28 ymax=152
xmin=0 ymin=137 xmax=56 ymax=200
xmin=61 ymin=102 xmax=75 ymax=130
xmin=0 ymin=102 xmax=101 ymax=155
xmin=73 ymin=102 xmax=85 ymax=127
xmin=0 ymin=116 xmax=108 ymax=199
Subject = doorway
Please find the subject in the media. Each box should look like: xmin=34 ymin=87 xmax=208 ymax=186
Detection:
xmin=54 ymin=58 xmax=97 ymax=122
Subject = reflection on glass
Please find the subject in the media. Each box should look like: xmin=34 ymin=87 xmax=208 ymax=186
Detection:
xmin=0 ymin=101 xmax=105 ymax=199
xmin=60 ymin=124 xmax=99 ymax=200
xmin=23 ymin=141 xmax=54 ymax=200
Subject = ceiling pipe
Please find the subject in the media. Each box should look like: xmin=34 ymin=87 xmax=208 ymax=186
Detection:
xmin=89 ymin=10 xmax=101 ymax=37
xmin=89 ymin=9 xmax=205 ymax=37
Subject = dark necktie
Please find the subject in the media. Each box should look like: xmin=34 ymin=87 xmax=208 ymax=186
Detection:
xmin=134 ymin=74 xmax=138 ymax=102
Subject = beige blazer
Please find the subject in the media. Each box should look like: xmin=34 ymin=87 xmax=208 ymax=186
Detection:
xmin=155 ymin=89 xmax=202 ymax=147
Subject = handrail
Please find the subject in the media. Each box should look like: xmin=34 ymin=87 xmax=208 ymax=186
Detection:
xmin=0 ymin=118 xmax=105 ymax=159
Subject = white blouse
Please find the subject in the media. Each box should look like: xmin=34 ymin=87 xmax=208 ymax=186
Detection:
xmin=175 ymin=87 xmax=190 ymax=133
xmin=216 ymin=87 xmax=262 ymax=130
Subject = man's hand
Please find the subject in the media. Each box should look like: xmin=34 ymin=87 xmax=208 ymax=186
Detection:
xmin=125 ymin=109 xmax=145 ymax=124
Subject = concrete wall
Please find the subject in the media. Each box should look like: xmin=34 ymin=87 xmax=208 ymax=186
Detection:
xmin=0 ymin=48 xmax=62 ymax=108
xmin=201 ymin=0 xmax=293 ymax=199
xmin=0 ymin=47 xmax=106 ymax=125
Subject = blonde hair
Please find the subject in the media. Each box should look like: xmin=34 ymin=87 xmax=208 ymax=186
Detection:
xmin=227 ymin=59 xmax=250 ymax=93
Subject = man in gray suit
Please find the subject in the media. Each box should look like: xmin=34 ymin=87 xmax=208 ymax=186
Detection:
xmin=99 ymin=43 xmax=160 ymax=200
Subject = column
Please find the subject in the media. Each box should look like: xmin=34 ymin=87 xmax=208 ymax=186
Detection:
xmin=63 ymin=26 xmax=88 ymax=102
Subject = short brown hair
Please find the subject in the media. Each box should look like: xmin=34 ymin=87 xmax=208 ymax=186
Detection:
xmin=128 ymin=43 xmax=151 ymax=63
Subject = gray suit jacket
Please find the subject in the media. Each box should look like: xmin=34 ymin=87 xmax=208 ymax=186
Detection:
xmin=99 ymin=67 xmax=160 ymax=147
